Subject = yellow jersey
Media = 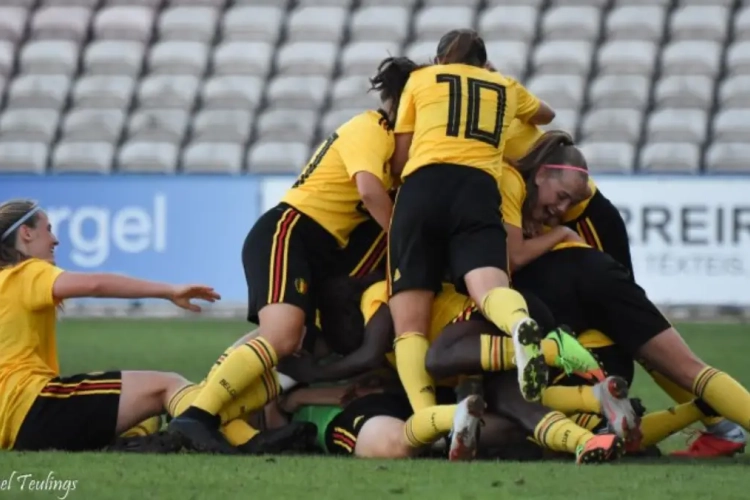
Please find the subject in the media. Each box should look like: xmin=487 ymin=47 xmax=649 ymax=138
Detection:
xmin=282 ymin=110 xmax=394 ymax=247
xmin=500 ymin=166 xmax=527 ymax=229
xmin=503 ymin=119 xmax=544 ymax=162
xmin=395 ymin=65 xmax=540 ymax=181
xmin=562 ymin=179 xmax=598 ymax=223
xmin=0 ymin=259 xmax=63 ymax=449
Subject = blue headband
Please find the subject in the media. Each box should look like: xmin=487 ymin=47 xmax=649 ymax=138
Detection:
xmin=1 ymin=206 xmax=41 ymax=242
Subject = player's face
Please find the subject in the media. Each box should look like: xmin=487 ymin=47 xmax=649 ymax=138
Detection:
xmin=533 ymin=170 xmax=589 ymax=225
xmin=23 ymin=212 xmax=59 ymax=264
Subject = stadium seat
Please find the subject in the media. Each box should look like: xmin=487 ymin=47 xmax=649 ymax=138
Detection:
xmin=222 ymin=6 xmax=285 ymax=43
xmin=20 ymin=40 xmax=80 ymax=76
xmin=581 ymin=108 xmax=642 ymax=143
xmin=484 ymin=41 xmax=529 ymax=79
xmin=654 ymin=75 xmax=714 ymax=110
xmin=159 ymin=7 xmax=218 ymax=43
xmin=0 ymin=109 xmax=59 ymax=143
xmin=670 ymin=6 xmax=729 ymax=42
xmin=72 ymin=75 xmax=136 ymax=109
xmin=588 ymin=75 xmax=650 ymax=109
xmin=612 ymin=0 xmax=669 ymax=5
xmin=31 ymin=7 xmax=92 ymax=42
xmin=201 ymin=75 xmax=264 ymax=110
xmin=679 ymin=0 xmax=733 ymax=5
xmin=61 ymin=108 xmax=126 ymax=142
xmin=480 ymin=6 xmax=538 ymax=43
xmin=705 ymin=142 xmax=750 ymax=173
xmin=84 ymin=41 xmax=145 ymax=76
xmin=106 ymin=0 xmax=161 ymax=6
xmin=94 ymin=6 xmax=155 ymax=42
xmin=542 ymin=7 xmax=601 ymax=41
xmin=52 ymin=141 xmax=115 ymax=173
xmin=137 ymin=75 xmax=199 ymax=110
xmin=726 ymin=41 xmax=750 ymax=76
xmin=0 ymin=8 xmax=29 ymax=43
xmin=719 ymin=75 xmax=750 ymax=107
xmin=246 ymin=141 xmax=309 ymax=174
xmin=605 ymin=6 xmax=665 ymax=41
xmin=127 ymin=109 xmax=190 ymax=144
xmin=405 ymin=41 xmax=439 ymax=66
xmin=286 ymin=7 xmax=347 ymax=43
xmin=549 ymin=0 xmax=608 ymax=6
xmin=341 ymin=41 xmax=400 ymax=76
xmin=713 ymin=110 xmax=750 ymax=142
xmin=578 ymin=142 xmax=634 ymax=173
xmin=256 ymin=109 xmax=317 ymax=143
xmin=647 ymin=109 xmax=708 ymax=143
xmin=7 ymin=75 xmax=71 ymax=111
xmin=350 ymin=6 xmax=410 ymax=43
xmin=487 ymin=0 xmax=543 ymax=6
xmin=597 ymin=41 xmax=658 ymax=75
xmin=540 ymin=109 xmax=578 ymax=134
xmin=320 ymin=108 xmax=362 ymax=136
xmin=0 ymin=141 xmax=48 ymax=173
xmin=414 ymin=7 xmax=475 ymax=41
xmin=192 ymin=109 xmax=254 ymax=143
xmin=213 ymin=42 xmax=274 ymax=76
xmin=360 ymin=0 xmax=419 ymax=6
xmin=526 ymin=75 xmax=585 ymax=110
xmin=639 ymin=142 xmax=701 ymax=174
xmin=330 ymin=76 xmax=380 ymax=109
xmin=234 ymin=0 xmax=290 ymax=4
xmin=275 ymin=42 xmax=338 ymax=77
xmin=736 ymin=7 xmax=750 ymax=41
xmin=297 ymin=0 xmax=354 ymax=6
xmin=661 ymin=41 xmax=722 ymax=77
xmin=265 ymin=75 xmax=329 ymax=110
xmin=118 ymin=141 xmax=179 ymax=173
xmin=533 ymin=41 xmax=593 ymax=76
xmin=182 ymin=143 xmax=244 ymax=174
xmin=424 ymin=0 xmax=481 ymax=6
xmin=7 ymin=0 xmax=35 ymax=6
xmin=148 ymin=41 xmax=209 ymax=76
xmin=0 ymin=42 xmax=15 ymax=78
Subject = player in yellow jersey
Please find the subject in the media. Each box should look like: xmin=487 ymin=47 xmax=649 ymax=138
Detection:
xmin=168 ymin=57 xmax=419 ymax=453
xmin=0 ymin=200 xmax=219 ymax=452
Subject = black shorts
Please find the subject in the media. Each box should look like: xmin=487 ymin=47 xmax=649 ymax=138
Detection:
xmin=336 ymin=218 xmax=387 ymax=278
xmin=388 ymin=164 xmax=508 ymax=296
xmin=14 ymin=371 xmax=122 ymax=451
xmin=243 ymin=203 xmax=339 ymax=323
xmin=551 ymin=345 xmax=635 ymax=388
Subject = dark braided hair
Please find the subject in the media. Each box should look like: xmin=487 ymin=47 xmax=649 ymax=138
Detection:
xmin=369 ymin=56 xmax=421 ymax=126
xmin=435 ymin=29 xmax=487 ymax=67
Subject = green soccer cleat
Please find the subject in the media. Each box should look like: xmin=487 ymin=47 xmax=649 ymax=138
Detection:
xmin=546 ymin=326 xmax=606 ymax=383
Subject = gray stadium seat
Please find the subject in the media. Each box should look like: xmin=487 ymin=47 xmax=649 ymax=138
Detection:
xmin=550 ymin=0 xmax=608 ymax=6
xmin=0 ymin=109 xmax=59 ymax=143
xmin=0 ymin=8 xmax=29 ymax=43
xmin=137 ymin=75 xmax=200 ymax=110
xmin=606 ymin=6 xmax=665 ymax=41
xmin=170 ymin=0 xmax=227 ymax=5
xmin=94 ymin=6 xmax=155 ymax=42
xmin=0 ymin=42 xmax=15 ymax=78
xmin=297 ymin=0 xmax=354 ymax=6
xmin=159 ymin=7 xmax=218 ymax=43
xmin=540 ymin=109 xmax=578 ymax=134
xmin=118 ymin=141 xmax=179 ymax=173
xmin=360 ymin=0 xmax=419 ymax=6
xmin=31 ymin=7 xmax=92 ymax=42
xmin=247 ymin=141 xmax=310 ymax=175
xmin=106 ymin=0 xmax=161 ymax=6
xmin=679 ymin=0 xmax=733 ymax=5
xmin=661 ymin=41 xmax=722 ymax=77
xmin=670 ymin=6 xmax=729 ymax=42
xmin=20 ymin=40 xmax=80 ymax=76
xmin=654 ymin=75 xmax=714 ymax=110
xmin=414 ymin=7 xmax=475 ymax=41
xmin=581 ymin=108 xmax=642 ymax=143
xmin=61 ymin=109 xmax=126 ymax=142
xmin=286 ymin=7 xmax=348 ymax=43
xmin=542 ymin=7 xmax=601 ymax=41
xmin=639 ymin=142 xmax=701 ymax=174
xmin=341 ymin=41 xmax=400 ymax=76
xmin=183 ymin=143 xmax=244 ymax=174
xmin=266 ymin=75 xmax=329 ymax=110
xmin=6 ymin=0 xmax=35 ymax=6
xmin=612 ymin=0 xmax=669 ymax=5
xmin=0 ymin=141 xmax=48 ymax=173
xmin=127 ymin=109 xmax=189 ymax=144
xmin=713 ymin=110 xmax=750 ymax=142
xmin=533 ymin=41 xmax=593 ymax=76
xmin=234 ymin=0 xmax=290 ymax=4
xmin=148 ymin=41 xmax=209 ymax=76
xmin=350 ymin=6 xmax=410 ymax=43
xmin=719 ymin=75 xmax=750 ymax=107
xmin=330 ymin=76 xmax=380 ymax=110
xmin=201 ymin=76 xmax=265 ymax=110
xmin=485 ymin=41 xmax=529 ymax=79
xmin=736 ymin=7 xmax=750 ymax=41
xmin=222 ymin=6 xmax=284 ymax=43
xmin=52 ymin=142 xmax=115 ymax=173
xmin=256 ymin=109 xmax=317 ymax=143
xmin=480 ymin=6 xmax=538 ymax=42
xmin=276 ymin=42 xmax=338 ymax=77
xmin=8 ymin=75 xmax=71 ymax=111
xmin=320 ymin=108 xmax=362 ymax=136
xmin=727 ymin=41 xmax=750 ymax=76
xmin=424 ymin=0 xmax=481 ymax=6
xmin=72 ymin=75 xmax=136 ymax=109
xmin=588 ymin=75 xmax=650 ymax=109
xmin=579 ymin=142 xmax=634 ymax=173
xmin=526 ymin=75 xmax=585 ymax=110
xmin=84 ymin=41 xmax=145 ymax=76
xmin=213 ymin=42 xmax=273 ymax=76
xmin=597 ymin=41 xmax=658 ymax=75
xmin=487 ymin=0 xmax=543 ymax=6
xmin=647 ymin=109 xmax=708 ymax=143
xmin=192 ymin=109 xmax=254 ymax=143
xmin=405 ymin=41 xmax=438 ymax=66
xmin=705 ymin=143 xmax=750 ymax=173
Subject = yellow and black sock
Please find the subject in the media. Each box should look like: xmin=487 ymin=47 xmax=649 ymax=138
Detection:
xmin=648 ymin=368 xmax=724 ymax=428
xmin=222 ymin=419 xmax=259 ymax=447
xmin=220 ymin=370 xmax=281 ymax=422
xmin=570 ymin=413 xmax=603 ymax=432
xmin=692 ymin=367 xmax=750 ymax=432
xmin=120 ymin=415 xmax=162 ymax=438
xmin=542 ymin=386 xmax=601 ymax=415
xmin=394 ymin=332 xmax=436 ymax=411
xmin=480 ymin=287 xmax=530 ymax=335
xmin=533 ymin=411 xmax=593 ymax=454
xmin=167 ymin=383 xmax=202 ymax=417
xmin=479 ymin=334 xmax=515 ymax=371
xmin=403 ymin=404 xmax=456 ymax=448
xmin=640 ymin=402 xmax=704 ymax=449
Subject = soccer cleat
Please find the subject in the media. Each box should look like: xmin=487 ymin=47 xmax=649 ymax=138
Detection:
xmin=448 ymin=395 xmax=486 ymax=461
xmin=546 ymin=326 xmax=605 ymax=383
xmin=239 ymin=422 xmax=318 ymax=455
xmin=593 ymin=376 xmax=643 ymax=450
xmin=167 ymin=416 xmax=239 ymax=455
xmin=575 ymin=434 xmax=624 ymax=465
xmin=106 ymin=431 xmax=183 ymax=454
xmin=512 ymin=318 xmax=548 ymax=402
xmin=671 ymin=431 xmax=746 ymax=458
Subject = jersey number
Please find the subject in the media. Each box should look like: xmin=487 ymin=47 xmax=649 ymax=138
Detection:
xmin=292 ymin=132 xmax=339 ymax=188
xmin=436 ymin=74 xmax=506 ymax=148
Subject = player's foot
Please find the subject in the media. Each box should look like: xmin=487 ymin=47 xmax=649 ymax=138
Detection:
xmin=239 ymin=422 xmax=318 ymax=455
xmin=512 ymin=318 xmax=548 ymax=402
xmin=671 ymin=431 xmax=746 ymax=458
xmin=546 ymin=326 xmax=605 ymax=382
xmin=593 ymin=376 xmax=644 ymax=450
xmin=448 ymin=395 xmax=485 ymax=461
xmin=167 ymin=415 xmax=239 ymax=455
xmin=106 ymin=431 xmax=183 ymax=454
xmin=575 ymin=434 xmax=624 ymax=465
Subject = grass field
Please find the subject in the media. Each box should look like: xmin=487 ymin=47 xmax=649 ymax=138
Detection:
xmin=2 ymin=319 xmax=750 ymax=500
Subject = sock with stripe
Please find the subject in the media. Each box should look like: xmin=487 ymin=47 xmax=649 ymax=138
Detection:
xmin=167 ymin=383 xmax=202 ymax=417
xmin=541 ymin=386 xmax=601 ymax=415
xmin=219 ymin=370 xmax=281 ymax=422
xmin=394 ymin=333 xmax=436 ymax=411
xmin=692 ymin=367 xmax=750 ymax=432
xmin=570 ymin=412 xmax=603 ymax=432
xmin=533 ymin=411 xmax=594 ymax=454
xmin=120 ymin=415 xmax=162 ymax=438
xmin=647 ymin=367 xmax=724 ymax=428
xmin=403 ymin=404 xmax=456 ymax=448
xmin=639 ymin=402 xmax=705 ymax=449
xmin=480 ymin=287 xmax=530 ymax=334
xmin=480 ymin=334 xmax=515 ymax=371
xmin=223 ymin=419 xmax=260 ymax=447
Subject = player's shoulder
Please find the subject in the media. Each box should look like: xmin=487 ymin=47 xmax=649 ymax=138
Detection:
xmin=338 ymin=110 xmax=393 ymax=137
xmin=1 ymin=258 xmax=58 ymax=279
xmin=502 ymin=163 xmax=526 ymax=186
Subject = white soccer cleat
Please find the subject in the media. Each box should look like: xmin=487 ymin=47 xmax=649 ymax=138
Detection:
xmin=593 ymin=376 xmax=643 ymax=450
xmin=448 ymin=395 xmax=485 ymax=461
xmin=511 ymin=318 xmax=548 ymax=402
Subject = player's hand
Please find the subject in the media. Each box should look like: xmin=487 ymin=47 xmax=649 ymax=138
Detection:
xmin=276 ymin=352 xmax=318 ymax=385
xmin=559 ymin=226 xmax=584 ymax=243
xmin=168 ymin=285 xmax=221 ymax=312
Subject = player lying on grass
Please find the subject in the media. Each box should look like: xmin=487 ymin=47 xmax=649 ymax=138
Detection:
xmin=0 ymin=199 xmax=219 ymax=452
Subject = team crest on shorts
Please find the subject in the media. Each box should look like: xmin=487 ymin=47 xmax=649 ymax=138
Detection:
xmin=295 ymin=278 xmax=308 ymax=295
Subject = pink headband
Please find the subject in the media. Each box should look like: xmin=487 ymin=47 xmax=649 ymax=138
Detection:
xmin=543 ymin=164 xmax=588 ymax=174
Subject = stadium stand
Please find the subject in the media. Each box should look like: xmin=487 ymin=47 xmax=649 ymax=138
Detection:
xmin=0 ymin=0 xmax=747 ymax=175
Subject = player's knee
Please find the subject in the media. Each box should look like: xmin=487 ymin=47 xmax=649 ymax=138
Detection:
xmin=257 ymin=304 xmax=306 ymax=356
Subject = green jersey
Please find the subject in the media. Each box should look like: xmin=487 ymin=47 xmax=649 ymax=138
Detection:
xmin=292 ymin=405 xmax=342 ymax=453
